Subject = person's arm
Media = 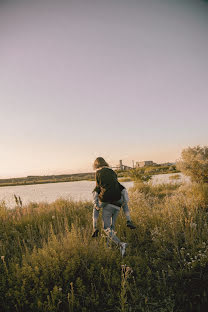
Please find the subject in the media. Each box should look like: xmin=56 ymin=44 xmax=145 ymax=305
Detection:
xmin=93 ymin=172 xmax=100 ymax=194
xmin=121 ymin=188 xmax=129 ymax=203
xmin=93 ymin=171 xmax=101 ymax=210
xmin=92 ymin=191 xmax=100 ymax=210
xmin=93 ymin=186 xmax=100 ymax=193
xmin=95 ymin=171 xmax=100 ymax=187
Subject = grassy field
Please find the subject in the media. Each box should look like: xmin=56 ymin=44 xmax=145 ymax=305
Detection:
xmin=1 ymin=181 xmax=208 ymax=311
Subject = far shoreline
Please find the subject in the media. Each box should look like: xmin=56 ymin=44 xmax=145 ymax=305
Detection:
xmin=0 ymin=167 xmax=179 ymax=188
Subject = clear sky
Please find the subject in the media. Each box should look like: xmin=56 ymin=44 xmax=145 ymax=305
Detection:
xmin=1 ymin=0 xmax=208 ymax=178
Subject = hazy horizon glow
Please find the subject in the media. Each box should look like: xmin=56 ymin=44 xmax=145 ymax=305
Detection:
xmin=1 ymin=0 xmax=208 ymax=178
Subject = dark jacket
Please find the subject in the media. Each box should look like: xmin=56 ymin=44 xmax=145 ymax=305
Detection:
xmin=94 ymin=167 xmax=124 ymax=203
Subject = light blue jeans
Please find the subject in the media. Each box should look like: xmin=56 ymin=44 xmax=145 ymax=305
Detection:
xmin=102 ymin=202 xmax=121 ymax=245
xmin=92 ymin=189 xmax=131 ymax=230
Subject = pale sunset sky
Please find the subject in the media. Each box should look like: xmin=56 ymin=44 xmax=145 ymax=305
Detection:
xmin=1 ymin=0 xmax=208 ymax=178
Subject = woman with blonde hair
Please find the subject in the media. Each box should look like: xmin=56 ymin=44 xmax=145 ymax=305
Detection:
xmin=92 ymin=157 xmax=135 ymax=257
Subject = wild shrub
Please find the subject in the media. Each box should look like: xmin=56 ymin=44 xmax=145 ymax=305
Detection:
xmin=176 ymin=145 xmax=208 ymax=183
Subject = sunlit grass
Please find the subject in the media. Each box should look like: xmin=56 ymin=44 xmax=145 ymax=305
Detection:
xmin=1 ymin=183 xmax=208 ymax=311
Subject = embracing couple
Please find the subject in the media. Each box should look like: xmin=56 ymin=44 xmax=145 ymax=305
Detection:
xmin=92 ymin=157 xmax=136 ymax=257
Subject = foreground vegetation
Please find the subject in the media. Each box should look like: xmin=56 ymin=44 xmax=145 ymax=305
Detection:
xmin=1 ymin=180 xmax=208 ymax=312
xmin=176 ymin=145 xmax=208 ymax=184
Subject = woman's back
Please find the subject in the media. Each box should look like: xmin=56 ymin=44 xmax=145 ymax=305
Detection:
xmin=96 ymin=167 xmax=122 ymax=202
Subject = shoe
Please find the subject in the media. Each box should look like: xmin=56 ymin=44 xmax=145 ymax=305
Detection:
xmin=127 ymin=221 xmax=136 ymax=229
xmin=92 ymin=229 xmax=99 ymax=238
xmin=120 ymin=242 xmax=127 ymax=257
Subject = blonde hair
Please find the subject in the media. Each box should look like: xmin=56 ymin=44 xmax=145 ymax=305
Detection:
xmin=93 ymin=157 xmax=109 ymax=170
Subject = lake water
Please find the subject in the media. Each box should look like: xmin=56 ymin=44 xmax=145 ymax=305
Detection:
xmin=151 ymin=172 xmax=189 ymax=185
xmin=0 ymin=173 xmax=189 ymax=208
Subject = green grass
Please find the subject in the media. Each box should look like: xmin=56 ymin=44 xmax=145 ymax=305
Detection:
xmin=118 ymin=177 xmax=132 ymax=182
xmin=169 ymin=174 xmax=181 ymax=181
xmin=1 ymin=182 xmax=208 ymax=311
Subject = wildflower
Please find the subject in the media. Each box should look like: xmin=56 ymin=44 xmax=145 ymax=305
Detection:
xmin=126 ymin=266 xmax=133 ymax=274
xmin=121 ymin=264 xmax=133 ymax=275
xmin=190 ymin=223 xmax=197 ymax=229
xmin=59 ymin=287 xmax=62 ymax=292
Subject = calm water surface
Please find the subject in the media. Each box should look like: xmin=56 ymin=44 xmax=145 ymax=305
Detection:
xmin=0 ymin=173 xmax=189 ymax=208
xmin=0 ymin=181 xmax=133 ymax=208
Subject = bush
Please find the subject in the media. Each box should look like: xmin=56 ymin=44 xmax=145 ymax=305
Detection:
xmin=126 ymin=168 xmax=152 ymax=183
xmin=176 ymin=145 xmax=208 ymax=183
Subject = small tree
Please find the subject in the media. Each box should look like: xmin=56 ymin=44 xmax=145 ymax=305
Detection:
xmin=176 ymin=145 xmax=208 ymax=183
xmin=127 ymin=168 xmax=152 ymax=183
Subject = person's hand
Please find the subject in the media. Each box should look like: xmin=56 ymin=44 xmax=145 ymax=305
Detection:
xmin=95 ymin=206 xmax=100 ymax=211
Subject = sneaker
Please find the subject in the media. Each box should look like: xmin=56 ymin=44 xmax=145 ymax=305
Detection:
xmin=120 ymin=242 xmax=127 ymax=257
xmin=92 ymin=229 xmax=99 ymax=238
xmin=127 ymin=220 xmax=136 ymax=229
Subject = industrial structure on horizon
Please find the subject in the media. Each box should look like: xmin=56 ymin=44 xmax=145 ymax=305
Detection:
xmin=113 ymin=160 xmax=174 ymax=171
xmin=112 ymin=160 xmax=132 ymax=171
xmin=135 ymin=160 xmax=156 ymax=168
xmin=113 ymin=160 xmax=157 ymax=171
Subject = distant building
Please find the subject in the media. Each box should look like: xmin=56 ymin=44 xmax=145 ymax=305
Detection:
xmin=119 ymin=160 xmax=124 ymax=170
xmin=112 ymin=160 xmax=132 ymax=171
xmin=135 ymin=161 xmax=155 ymax=168
xmin=123 ymin=165 xmax=132 ymax=170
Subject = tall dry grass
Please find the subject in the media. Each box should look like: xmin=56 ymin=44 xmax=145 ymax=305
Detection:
xmin=0 ymin=182 xmax=208 ymax=311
